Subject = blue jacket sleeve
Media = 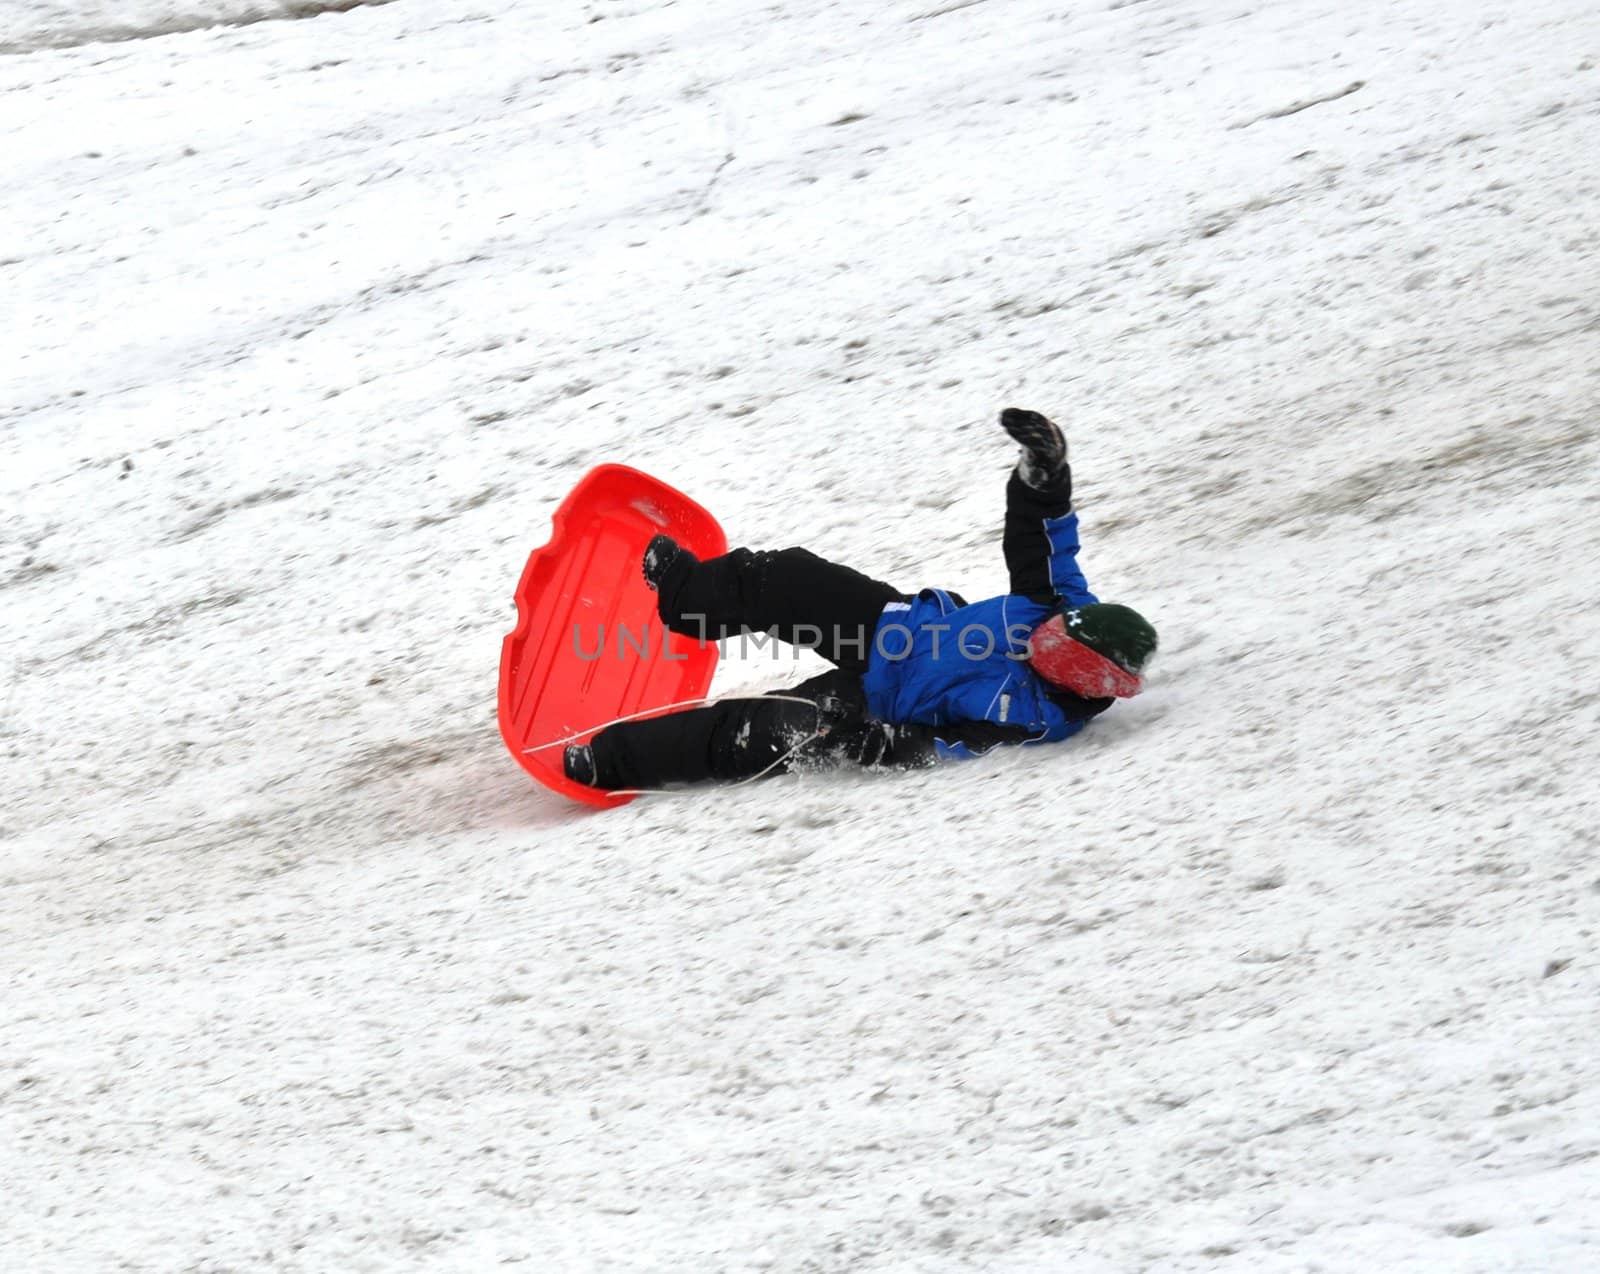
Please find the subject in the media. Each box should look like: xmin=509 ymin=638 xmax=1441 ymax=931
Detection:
xmin=929 ymin=719 xmax=1041 ymax=760
xmin=1039 ymin=512 xmax=1097 ymax=608
xmin=897 ymin=694 xmax=1090 ymax=762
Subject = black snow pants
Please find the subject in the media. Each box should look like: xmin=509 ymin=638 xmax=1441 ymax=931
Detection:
xmin=585 ymin=548 xmax=910 ymax=790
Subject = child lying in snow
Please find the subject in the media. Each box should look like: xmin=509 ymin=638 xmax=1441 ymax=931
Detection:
xmin=564 ymin=409 xmax=1157 ymax=791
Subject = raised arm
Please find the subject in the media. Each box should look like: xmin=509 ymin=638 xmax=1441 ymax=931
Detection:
xmin=999 ymin=409 xmax=1098 ymax=606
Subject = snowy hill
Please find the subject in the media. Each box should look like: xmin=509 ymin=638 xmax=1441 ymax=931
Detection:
xmin=3 ymin=0 xmax=1598 ymax=1269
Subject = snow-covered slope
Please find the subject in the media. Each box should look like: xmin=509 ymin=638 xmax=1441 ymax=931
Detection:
xmin=3 ymin=0 xmax=1598 ymax=1269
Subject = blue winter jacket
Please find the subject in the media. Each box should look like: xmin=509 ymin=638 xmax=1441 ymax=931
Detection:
xmin=861 ymin=507 xmax=1099 ymax=759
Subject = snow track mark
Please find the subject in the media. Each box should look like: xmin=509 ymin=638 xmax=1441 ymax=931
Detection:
xmin=1252 ymin=414 xmax=1600 ymax=533
xmin=0 ymin=0 xmax=397 ymax=55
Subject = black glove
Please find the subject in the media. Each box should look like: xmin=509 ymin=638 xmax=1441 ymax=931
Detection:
xmin=811 ymin=690 xmax=890 ymax=767
xmin=1001 ymin=407 xmax=1068 ymax=492
xmin=812 ymin=689 xmax=935 ymax=770
xmin=828 ymin=716 xmax=1035 ymax=770
xmin=824 ymin=718 xmax=900 ymax=768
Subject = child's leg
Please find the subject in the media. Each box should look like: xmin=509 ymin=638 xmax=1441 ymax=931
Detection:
xmin=586 ymin=670 xmax=858 ymax=789
xmin=656 ymin=546 xmax=906 ymax=671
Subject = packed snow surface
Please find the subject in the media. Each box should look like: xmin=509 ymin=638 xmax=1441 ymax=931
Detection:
xmin=3 ymin=0 xmax=1599 ymax=1269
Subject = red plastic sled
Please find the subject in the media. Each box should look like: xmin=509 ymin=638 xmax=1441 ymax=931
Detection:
xmin=498 ymin=464 xmax=728 ymax=808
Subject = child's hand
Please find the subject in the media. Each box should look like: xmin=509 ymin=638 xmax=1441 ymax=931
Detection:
xmin=831 ymin=719 xmax=898 ymax=768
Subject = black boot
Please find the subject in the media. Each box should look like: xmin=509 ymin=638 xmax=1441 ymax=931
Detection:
xmin=642 ymin=534 xmax=695 ymax=593
xmin=563 ymin=743 xmax=599 ymax=787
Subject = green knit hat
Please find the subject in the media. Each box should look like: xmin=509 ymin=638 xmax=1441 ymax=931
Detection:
xmin=1062 ymin=603 xmax=1158 ymax=674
